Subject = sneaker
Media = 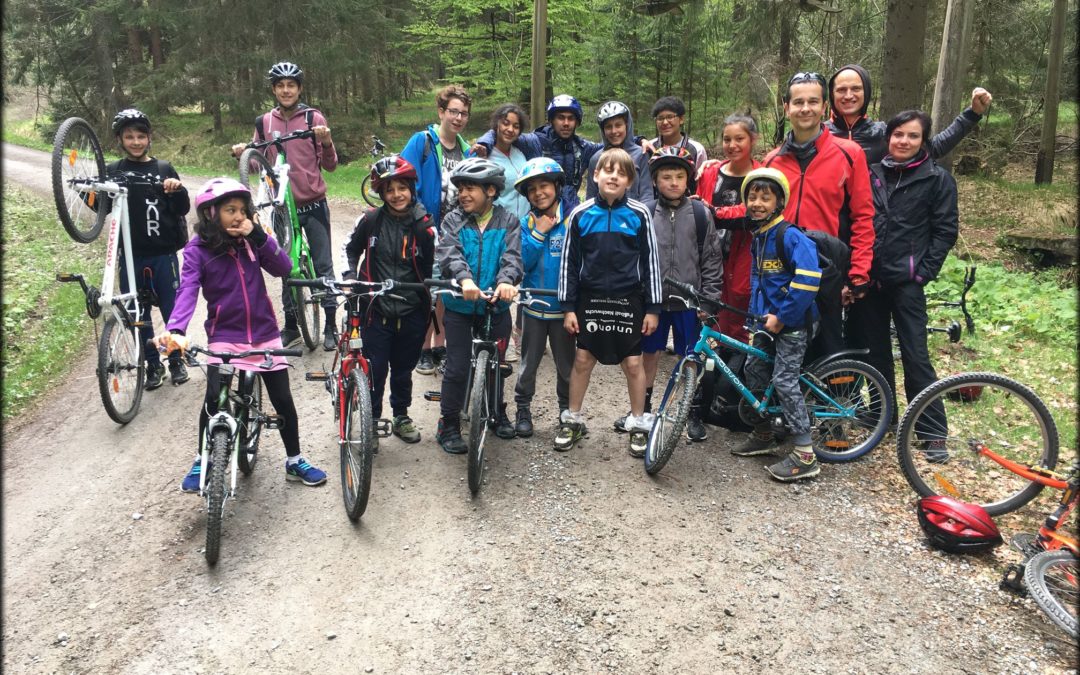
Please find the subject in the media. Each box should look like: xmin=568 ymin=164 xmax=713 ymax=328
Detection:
xmin=686 ymin=415 xmax=707 ymax=442
xmin=766 ymin=452 xmax=820 ymax=482
xmin=392 ymin=415 xmax=421 ymax=444
xmin=613 ymin=412 xmax=630 ymax=433
xmin=145 ymin=362 xmax=166 ymax=391
xmin=628 ymin=431 xmax=648 ymax=458
xmin=514 ymin=407 xmax=533 ymax=438
xmin=416 ymin=349 xmax=436 ymax=376
xmin=554 ymin=421 xmax=586 ymax=452
xmin=280 ymin=328 xmax=302 ymax=347
xmin=436 ymin=417 xmax=467 ymax=454
xmin=491 ymin=405 xmax=516 ymax=439
xmin=924 ymin=439 xmax=950 ymax=464
xmin=731 ymin=433 xmax=780 ymax=457
xmin=322 ymin=327 xmax=337 ymax=352
xmin=431 ymin=346 xmax=447 ymax=365
xmin=285 ymin=457 xmax=328 ymax=486
xmin=168 ymin=361 xmax=189 ymax=386
xmin=181 ymin=456 xmax=207 ymax=493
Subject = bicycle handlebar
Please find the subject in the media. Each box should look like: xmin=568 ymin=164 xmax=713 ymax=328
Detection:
xmin=189 ymin=345 xmax=303 ymax=360
xmin=665 ymin=277 xmax=767 ymax=324
xmin=246 ymin=129 xmax=315 ymax=151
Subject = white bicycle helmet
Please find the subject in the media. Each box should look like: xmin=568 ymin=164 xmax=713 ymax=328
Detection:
xmin=449 ymin=157 xmax=506 ymax=193
xmin=596 ymin=101 xmax=630 ymax=127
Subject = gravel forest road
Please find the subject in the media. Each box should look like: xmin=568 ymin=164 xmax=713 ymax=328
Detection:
xmin=2 ymin=143 xmax=1075 ymax=673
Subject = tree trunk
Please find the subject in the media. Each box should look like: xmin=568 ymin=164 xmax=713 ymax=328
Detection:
xmin=774 ymin=10 xmax=794 ymax=146
xmin=91 ymin=8 xmax=118 ymax=126
xmin=127 ymin=29 xmax=142 ymax=65
xmin=879 ymin=0 xmax=931 ymax=120
xmin=931 ymin=0 xmax=974 ymax=169
xmin=1035 ymin=0 xmax=1067 ymax=183
xmin=529 ymin=0 xmax=548 ymax=128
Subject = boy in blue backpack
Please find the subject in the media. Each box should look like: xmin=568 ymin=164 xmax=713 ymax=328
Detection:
xmin=733 ymin=168 xmax=822 ymax=482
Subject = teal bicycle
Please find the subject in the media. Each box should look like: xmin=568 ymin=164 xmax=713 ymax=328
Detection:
xmin=238 ymin=129 xmax=323 ymax=350
xmin=645 ymin=278 xmax=894 ymax=475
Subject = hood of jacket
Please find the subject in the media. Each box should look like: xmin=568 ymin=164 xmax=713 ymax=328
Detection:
xmin=828 ymin=64 xmax=873 ymax=128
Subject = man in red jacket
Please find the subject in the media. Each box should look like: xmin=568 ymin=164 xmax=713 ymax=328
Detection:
xmin=714 ymin=72 xmax=874 ymax=359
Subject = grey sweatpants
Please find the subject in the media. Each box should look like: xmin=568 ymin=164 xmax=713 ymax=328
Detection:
xmin=514 ymin=313 xmax=575 ymax=412
xmin=744 ymin=328 xmax=812 ymax=446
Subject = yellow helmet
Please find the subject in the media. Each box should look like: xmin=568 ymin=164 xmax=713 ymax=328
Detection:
xmin=740 ymin=167 xmax=790 ymax=207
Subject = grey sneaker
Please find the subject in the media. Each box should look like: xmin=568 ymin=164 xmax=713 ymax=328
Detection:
xmin=145 ymin=362 xmax=166 ymax=391
xmin=731 ymin=433 xmax=780 ymax=457
xmin=628 ymin=430 xmax=648 ymax=458
xmin=392 ymin=415 xmax=421 ymax=443
xmin=554 ymin=422 xmax=586 ymax=452
xmin=766 ymin=452 xmax=820 ymax=482
xmin=613 ymin=412 xmax=630 ymax=433
xmin=416 ymin=350 xmax=436 ymax=376
xmin=686 ymin=415 xmax=707 ymax=442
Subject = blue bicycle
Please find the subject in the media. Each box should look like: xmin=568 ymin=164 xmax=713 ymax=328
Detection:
xmin=645 ymin=278 xmax=894 ymax=475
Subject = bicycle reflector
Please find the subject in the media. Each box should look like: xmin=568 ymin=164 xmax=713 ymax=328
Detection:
xmin=917 ymin=495 xmax=1003 ymax=554
xmin=947 ymin=385 xmax=984 ymax=402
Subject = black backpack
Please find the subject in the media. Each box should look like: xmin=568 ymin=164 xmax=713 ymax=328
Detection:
xmin=773 ymin=221 xmax=850 ymax=316
xmin=697 ymin=347 xmax=753 ymax=432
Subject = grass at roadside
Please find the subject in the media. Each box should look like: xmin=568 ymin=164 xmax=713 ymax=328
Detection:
xmin=1 ymin=187 xmax=104 ymax=419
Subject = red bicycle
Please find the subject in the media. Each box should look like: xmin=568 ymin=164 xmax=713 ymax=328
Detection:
xmin=287 ymin=277 xmax=428 ymax=521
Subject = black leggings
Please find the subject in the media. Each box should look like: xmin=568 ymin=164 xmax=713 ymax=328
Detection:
xmin=200 ymin=367 xmax=301 ymax=457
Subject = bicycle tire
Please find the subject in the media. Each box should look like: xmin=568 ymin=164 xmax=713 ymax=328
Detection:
xmin=803 ymin=359 xmax=892 ymax=462
xmin=467 ymin=351 xmax=491 ymax=496
xmin=293 ymin=251 xmax=322 ymax=351
xmin=645 ymin=360 xmax=696 ymax=475
xmin=341 ymin=368 xmax=374 ymax=522
xmin=237 ymin=148 xmax=289 ymax=248
xmin=1024 ymin=549 xmax=1079 ymax=639
xmin=236 ymin=372 xmax=262 ymax=476
xmin=896 ymin=372 xmax=1059 ymax=516
xmin=52 ymin=117 xmax=108 ymax=243
xmin=205 ymin=429 xmax=230 ymax=566
xmin=97 ymin=316 xmax=144 ymax=424
xmin=360 ymin=175 xmax=384 ymax=208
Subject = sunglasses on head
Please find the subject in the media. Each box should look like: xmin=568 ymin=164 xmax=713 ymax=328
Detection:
xmin=788 ymin=71 xmax=827 ymax=87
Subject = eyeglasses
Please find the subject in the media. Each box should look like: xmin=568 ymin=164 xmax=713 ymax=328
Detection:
xmin=788 ymin=71 xmax=827 ymax=87
xmin=443 ymin=108 xmax=470 ymax=119
xmin=654 ymin=114 xmax=680 ymax=124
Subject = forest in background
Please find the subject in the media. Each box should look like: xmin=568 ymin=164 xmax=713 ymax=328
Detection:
xmin=4 ymin=0 xmax=1077 ymax=177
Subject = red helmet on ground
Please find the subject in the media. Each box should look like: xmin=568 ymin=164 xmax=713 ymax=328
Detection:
xmin=917 ymin=495 xmax=1002 ymax=554
xmin=370 ymin=155 xmax=417 ymax=197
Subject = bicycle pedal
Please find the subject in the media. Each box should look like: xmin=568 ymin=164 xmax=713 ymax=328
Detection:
xmin=306 ymin=371 xmax=329 ymax=381
xmin=263 ymin=414 xmax=285 ymax=430
xmin=499 ymin=362 xmax=514 ymax=378
xmin=374 ymin=418 xmax=393 ymax=438
xmin=999 ymin=564 xmax=1027 ymax=595
xmin=56 ymin=273 xmax=78 ymax=282
xmin=423 ymin=390 xmax=442 ymax=402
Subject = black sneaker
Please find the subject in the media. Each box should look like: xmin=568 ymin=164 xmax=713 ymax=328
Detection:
xmin=436 ymin=417 xmax=466 ymax=454
xmin=491 ymin=405 xmax=516 ymax=439
xmin=280 ymin=328 xmax=302 ymax=347
xmin=766 ymin=452 xmax=820 ymax=482
xmin=686 ymin=415 xmax=707 ymax=442
xmin=924 ymin=440 xmax=950 ymax=464
xmin=431 ymin=346 xmax=447 ymax=365
xmin=145 ymin=363 xmax=166 ymax=390
xmin=322 ymin=327 xmax=337 ymax=352
xmin=168 ymin=361 xmax=189 ymax=386
xmin=514 ymin=407 xmax=533 ymax=437
xmin=416 ymin=349 xmax=436 ymax=376
xmin=731 ymin=433 xmax=779 ymax=457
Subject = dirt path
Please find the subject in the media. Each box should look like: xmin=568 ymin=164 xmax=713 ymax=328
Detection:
xmin=2 ymin=144 xmax=1075 ymax=673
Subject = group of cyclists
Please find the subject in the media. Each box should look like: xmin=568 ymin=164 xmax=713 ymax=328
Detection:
xmin=112 ymin=60 xmax=992 ymax=490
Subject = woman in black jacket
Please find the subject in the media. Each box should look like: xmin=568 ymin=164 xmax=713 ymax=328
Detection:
xmin=850 ymin=110 xmax=958 ymax=443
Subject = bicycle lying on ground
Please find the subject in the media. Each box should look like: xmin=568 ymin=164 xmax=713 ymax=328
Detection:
xmin=644 ymin=278 xmax=894 ymax=476
xmin=360 ymin=135 xmax=389 ymax=208
xmin=237 ymin=129 xmax=325 ymax=350
xmin=425 ymin=281 xmax=556 ymax=495
xmin=177 ymin=344 xmax=301 ymax=565
xmin=52 ymin=117 xmax=156 ymax=424
xmin=286 ymin=276 xmax=430 ymax=522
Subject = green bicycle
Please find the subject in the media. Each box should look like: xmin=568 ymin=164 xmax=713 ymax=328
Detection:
xmin=237 ymin=129 xmax=323 ymax=350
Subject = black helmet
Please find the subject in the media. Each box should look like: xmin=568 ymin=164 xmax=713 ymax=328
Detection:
xmin=112 ymin=108 xmax=151 ymax=135
xmin=449 ymin=157 xmax=506 ymax=193
xmin=267 ymin=62 xmax=303 ymax=85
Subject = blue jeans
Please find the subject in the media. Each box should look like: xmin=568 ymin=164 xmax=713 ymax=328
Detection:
xmin=119 ymin=252 xmax=179 ymax=368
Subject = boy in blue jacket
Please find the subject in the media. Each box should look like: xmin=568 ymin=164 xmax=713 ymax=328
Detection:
xmin=511 ymin=158 xmax=576 ymax=437
xmin=732 ymin=168 xmax=822 ymax=482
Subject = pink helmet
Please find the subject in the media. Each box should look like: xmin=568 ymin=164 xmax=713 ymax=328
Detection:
xmin=195 ymin=177 xmax=252 ymax=211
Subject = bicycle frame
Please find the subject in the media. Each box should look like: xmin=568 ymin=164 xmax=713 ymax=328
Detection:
xmin=200 ymin=364 xmax=241 ymax=499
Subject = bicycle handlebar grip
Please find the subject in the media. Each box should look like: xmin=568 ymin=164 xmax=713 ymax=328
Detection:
xmin=390 ymin=281 xmax=430 ymax=292
xmin=665 ymin=277 xmax=696 ymax=297
xmin=519 ymin=287 xmax=557 ymax=297
xmin=285 ymin=278 xmax=327 ymax=288
xmin=273 ymin=349 xmax=304 ymax=357
xmin=423 ymin=279 xmax=458 ymax=290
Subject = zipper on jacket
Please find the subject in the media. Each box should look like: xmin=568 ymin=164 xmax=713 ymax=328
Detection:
xmin=233 ymin=253 xmax=254 ymax=342
xmin=209 ymin=304 xmax=221 ymax=337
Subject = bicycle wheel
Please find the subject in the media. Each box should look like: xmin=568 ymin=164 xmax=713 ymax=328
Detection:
xmin=467 ymin=351 xmax=491 ymax=496
xmin=205 ymin=429 xmax=230 ymax=566
xmin=645 ymin=360 xmax=696 ymax=475
xmin=803 ymin=359 xmax=892 ymax=462
xmin=341 ymin=368 xmax=374 ymax=521
xmin=360 ymin=174 xmax=384 ymax=208
xmin=237 ymin=148 xmax=289 ymax=248
xmin=97 ymin=316 xmax=145 ymax=424
xmin=236 ymin=372 xmax=262 ymax=476
xmin=1025 ymin=550 xmax=1079 ymax=639
xmin=896 ymin=372 xmax=1059 ymax=516
xmin=293 ymin=252 xmax=322 ymax=351
xmin=52 ymin=117 xmax=107 ymax=243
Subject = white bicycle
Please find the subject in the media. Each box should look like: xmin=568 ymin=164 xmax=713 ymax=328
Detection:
xmin=52 ymin=117 xmax=157 ymax=424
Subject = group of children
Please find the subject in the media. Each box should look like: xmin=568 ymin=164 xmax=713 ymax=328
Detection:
xmin=124 ymin=64 xmax=871 ymax=494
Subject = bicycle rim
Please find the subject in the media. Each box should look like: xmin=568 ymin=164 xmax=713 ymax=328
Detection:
xmin=292 ymin=272 xmax=321 ymax=351
xmin=52 ymin=117 xmax=107 ymax=243
xmin=237 ymin=373 xmax=262 ymax=476
xmin=467 ymin=352 xmax=490 ymax=495
xmin=645 ymin=360 xmax=695 ymax=475
xmin=341 ymin=369 xmax=374 ymax=521
xmin=803 ymin=359 xmax=891 ymax=462
xmin=361 ymin=175 xmax=384 ymax=208
xmin=205 ymin=429 xmax=230 ymax=566
xmin=896 ymin=372 xmax=1059 ymax=516
xmin=97 ymin=317 xmax=144 ymax=424
xmin=1025 ymin=550 xmax=1079 ymax=639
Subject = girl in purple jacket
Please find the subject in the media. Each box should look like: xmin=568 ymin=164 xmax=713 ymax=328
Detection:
xmin=157 ymin=178 xmax=327 ymax=492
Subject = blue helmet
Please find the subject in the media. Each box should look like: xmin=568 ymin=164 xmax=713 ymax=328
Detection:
xmin=514 ymin=157 xmax=565 ymax=196
xmin=546 ymin=94 xmax=583 ymax=123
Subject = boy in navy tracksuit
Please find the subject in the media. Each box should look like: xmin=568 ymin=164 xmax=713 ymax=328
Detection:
xmin=732 ymin=169 xmax=822 ymax=482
